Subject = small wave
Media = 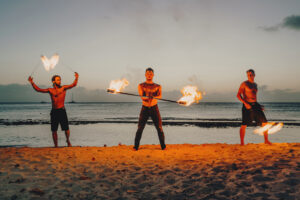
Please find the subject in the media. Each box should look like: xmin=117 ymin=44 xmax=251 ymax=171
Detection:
xmin=0 ymin=145 xmax=28 ymax=148
xmin=1 ymin=119 xmax=299 ymax=128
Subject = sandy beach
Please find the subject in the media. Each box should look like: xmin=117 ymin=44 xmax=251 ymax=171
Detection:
xmin=0 ymin=143 xmax=299 ymax=200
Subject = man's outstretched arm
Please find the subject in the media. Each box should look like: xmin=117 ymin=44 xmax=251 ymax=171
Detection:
xmin=64 ymin=72 xmax=79 ymax=90
xmin=28 ymin=76 xmax=49 ymax=93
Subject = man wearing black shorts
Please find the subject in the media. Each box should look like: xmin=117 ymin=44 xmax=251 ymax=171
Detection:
xmin=134 ymin=68 xmax=166 ymax=151
xmin=28 ymin=72 xmax=79 ymax=147
xmin=237 ymin=69 xmax=271 ymax=145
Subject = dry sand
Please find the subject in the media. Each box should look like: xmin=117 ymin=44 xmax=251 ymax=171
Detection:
xmin=0 ymin=143 xmax=299 ymax=200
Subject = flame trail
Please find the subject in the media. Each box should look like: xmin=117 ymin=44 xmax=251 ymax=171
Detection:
xmin=254 ymin=122 xmax=284 ymax=135
xmin=268 ymin=123 xmax=284 ymax=134
xmin=40 ymin=53 xmax=59 ymax=71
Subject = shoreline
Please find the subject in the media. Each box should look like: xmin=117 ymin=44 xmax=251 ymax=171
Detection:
xmin=1 ymin=119 xmax=300 ymax=127
xmin=0 ymin=143 xmax=299 ymax=199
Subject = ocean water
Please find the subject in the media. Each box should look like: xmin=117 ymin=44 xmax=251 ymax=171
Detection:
xmin=0 ymin=102 xmax=299 ymax=147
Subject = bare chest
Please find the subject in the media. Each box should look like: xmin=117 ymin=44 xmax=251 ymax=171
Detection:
xmin=244 ymin=82 xmax=257 ymax=95
xmin=49 ymin=88 xmax=66 ymax=98
xmin=142 ymin=86 xmax=159 ymax=93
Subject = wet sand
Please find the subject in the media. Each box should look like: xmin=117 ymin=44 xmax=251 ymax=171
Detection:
xmin=0 ymin=143 xmax=299 ymax=200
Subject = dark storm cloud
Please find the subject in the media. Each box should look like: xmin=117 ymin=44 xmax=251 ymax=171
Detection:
xmin=282 ymin=15 xmax=300 ymax=30
xmin=260 ymin=15 xmax=300 ymax=32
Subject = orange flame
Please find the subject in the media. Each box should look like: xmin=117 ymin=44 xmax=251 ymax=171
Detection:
xmin=108 ymin=78 xmax=129 ymax=93
xmin=41 ymin=53 xmax=59 ymax=71
xmin=177 ymin=85 xmax=202 ymax=106
xmin=254 ymin=122 xmax=283 ymax=135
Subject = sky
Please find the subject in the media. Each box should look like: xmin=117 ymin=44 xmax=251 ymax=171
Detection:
xmin=0 ymin=0 xmax=300 ymax=102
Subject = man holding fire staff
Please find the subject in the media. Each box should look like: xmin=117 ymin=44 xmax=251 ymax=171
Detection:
xmin=133 ymin=68 xmax=166 ymax=151
xmin=28 ymin=72 xmax=79 ymax=147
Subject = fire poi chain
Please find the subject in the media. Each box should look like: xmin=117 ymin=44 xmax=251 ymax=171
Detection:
xmin=30 ymin=53 xmax=75 ymax=76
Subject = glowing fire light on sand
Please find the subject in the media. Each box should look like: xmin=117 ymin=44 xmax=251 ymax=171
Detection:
xmin=107 ymin=78 xmax=129 ymax=93
xmin=40 ymin=53 xmax=59 ymax=71
xmin=177 ymin=85 xmax=202 ymax=106
xmin=254 ymin=122 xmax=284 ymax=135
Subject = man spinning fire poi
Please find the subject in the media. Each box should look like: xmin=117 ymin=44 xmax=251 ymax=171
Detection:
xmin=237 ymin=69 xmax=272 ymax=145
xmin=134 ymin=68 xmax=166 ymax=151
xmin=28 ymin=72 xmax=79 ymax=147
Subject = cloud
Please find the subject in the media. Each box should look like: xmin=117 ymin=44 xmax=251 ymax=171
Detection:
xmin=0 ymin=84 xmax=139 ymax=102
xmin=260 ymin=15 xmax=300 ymax=32
xmin=1 ymin=84 xmax=300 ymax=102
xmin=258 ymin=85 xmax=300 ymax=102
xmin=259 ymin=25 xmax=280 ymax=32
xmin=282 ymin=15 xmax=300 ymax=30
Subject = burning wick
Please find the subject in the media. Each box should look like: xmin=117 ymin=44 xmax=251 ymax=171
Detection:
xmin=107 ymin=89 xmax=122 ymax=94
xmin=107 ymin=89 xmax=116 ymax=93
xmin=178 ymin=101 xmax=187 ymax=105
xmin=253 ymin=122 xmax=284 ymax=135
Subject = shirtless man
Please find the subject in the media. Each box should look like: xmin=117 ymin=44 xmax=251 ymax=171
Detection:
xmin=237 ymin=69 xmax=271 ymax=145
xmin=134 ymin=68 xmax=166 ymax=151
xmin=28 ymin=72 xmax=79 ymax=147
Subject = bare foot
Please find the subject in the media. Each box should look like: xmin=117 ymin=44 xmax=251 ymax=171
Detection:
xmin=265 ymin=140 xmax=272 ymax=145
xmin=67 ymin=141 xmax=72 ymax=147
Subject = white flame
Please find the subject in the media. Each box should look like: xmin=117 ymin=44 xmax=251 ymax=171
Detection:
xmin=268 ymin=123 xmax=284 ymax=134
xmin=108 ymin=78 xmax=129 ymax=93
xmin=254 ymin=122 xmax=283 ymax=135
xmin=41 ymin=53 xmax=59 ymax=71
xmin=177 ymin=85 xmax=202 ymax=106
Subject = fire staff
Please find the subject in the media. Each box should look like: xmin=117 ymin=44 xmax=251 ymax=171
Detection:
xmin=134 ymin=68 xmax=166 ymax=151
xmin=28 ymin=72 xmax=79 ymax=147
xmin=237 ymin=69 xmax=271 ymax=145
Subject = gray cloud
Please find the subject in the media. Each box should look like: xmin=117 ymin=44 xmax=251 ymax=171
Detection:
xmin=282 ymin=15 xmax=300 ymax=30
xmin=1 ymin=84 xmax=300 ymax=103
xmin=0 ymin=84 xmax=49 ymax=102
xmin=260 ymin=15 xmax=300 ymax=32
xmin=0 ymin=84 xmax=138 ymax=103
xmin=259 ymin=85 xmax=300 ymax=102
xmin=259 ymin=25 xmax=280 ymax=32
